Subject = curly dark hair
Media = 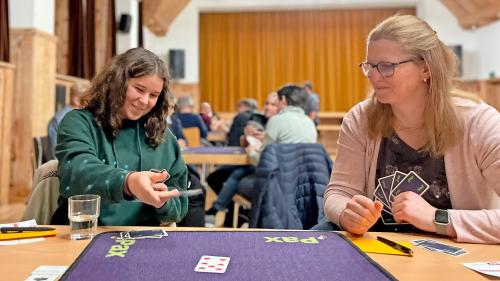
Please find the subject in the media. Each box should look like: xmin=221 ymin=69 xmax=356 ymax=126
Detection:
xmin=82 ymin=48 xmax=170 ymax=148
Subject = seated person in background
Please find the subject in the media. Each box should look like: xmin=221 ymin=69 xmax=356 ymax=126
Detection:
xmin=303 ymin=81 xmax=320 ymax=126
xmin=176 ymin=95 xmax=208 ymax=139
xmin=47 ymin=82 xmax=90 ymax=160
xmin=320 ymin=15 xmax=500 ymax=244
xmin=199 ymin=102 xmax=212 ymax=129
xmin=206 ymin=94 xmax=278 ymax=210
xmin=166 ymin=94 xmax=205 ymax=227
xmin=206 ymin=85 xmax=317 ymax=218
xmin=246 ymin=85 xmax=317 ymax=165
xmin=51 ymin=48 xmax=188 ymax=226
xmin=166 ymin=94 xmax=187 ymax=148
xmin=200 ymin=101 xmax=229 ymax=133
xmin=226 ymin=98 xmax=258 ymax=146
xmin=240 ymin=92 xmax=279 ymax=148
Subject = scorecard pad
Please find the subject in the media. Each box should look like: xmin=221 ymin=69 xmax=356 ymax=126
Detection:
xmin=61 ymin=231 xmax=396 ymax=281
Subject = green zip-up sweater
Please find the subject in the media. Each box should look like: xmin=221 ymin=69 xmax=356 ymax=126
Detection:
xmin=52 ymin=109 xmax=188 ymax=226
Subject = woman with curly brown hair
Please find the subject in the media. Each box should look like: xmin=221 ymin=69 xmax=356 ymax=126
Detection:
xmin=51 ymin=48 xmax=188 ymax=226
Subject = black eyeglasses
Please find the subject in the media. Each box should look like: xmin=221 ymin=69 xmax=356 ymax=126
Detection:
xmin=359 ymin=59 xmax=413 ymax=77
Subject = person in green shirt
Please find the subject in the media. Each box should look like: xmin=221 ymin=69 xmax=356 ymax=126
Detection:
xmin=51 ymin=48 xmax=188 ymax=226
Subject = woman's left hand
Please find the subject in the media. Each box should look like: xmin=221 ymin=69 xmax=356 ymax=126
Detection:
xmin=391 ymin=191 xmax=436 ymax=232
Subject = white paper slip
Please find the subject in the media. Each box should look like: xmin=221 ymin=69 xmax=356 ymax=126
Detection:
xmin=25 ymin=275 xmax=58 ymax=281
xmin=25 ymin=265 xmax=68 ymax=281
xmin=462 ymin=262 xmax=500 ymax=278
xmin=0 ymin=219 xmax=46 ymax=246
xmin=31 ymin=265 xmax=68 ymax=276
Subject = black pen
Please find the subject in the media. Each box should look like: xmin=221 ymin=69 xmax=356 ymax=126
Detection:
xmin=0 ymin=226 xmax=56 ymax=233
xmin=377 ymin=236 xmax=413 ymax=256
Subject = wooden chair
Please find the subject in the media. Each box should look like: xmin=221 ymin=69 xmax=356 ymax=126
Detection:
xmin=22 ymin=160 xmax=60 ymax=224
xmin=182 ymin=127 xmax=201 ymax=147
xmin=232 ymin=194 xmax=251 ymax=228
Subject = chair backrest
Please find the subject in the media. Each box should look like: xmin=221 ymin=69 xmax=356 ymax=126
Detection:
xmin=250 ymin=143 xmax=333 ymax=230
xmin=182 ymin=127 xmax=201 ymax=147
xmin=22 ymin=160 xmax=60 ymax=224
xmin=32 ymin=136 xmax=53 ymax=171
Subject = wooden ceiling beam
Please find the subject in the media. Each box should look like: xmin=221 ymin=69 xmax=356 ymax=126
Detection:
xmin=143 ymin=0 xmax=190 ymax=37
xmin=440 ymin=0 xmax=500 ymax=29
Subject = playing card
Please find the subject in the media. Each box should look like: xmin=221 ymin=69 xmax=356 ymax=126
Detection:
xmin=390 ymin=171 xmax=407 ymax=194
xmin=378 ymin=175 xmax=394 ymax=202
xmin=194 ymin=255 xmax=230 ymax=274
xmin=390 ymin=171 xmax=429 ymax=201
xmin=374 ymin=184 xmax=390 ymax=209
xmin=411 ymin=239 xmax=467 ymax=256
xmin=380 ymin=210 xmax=398 ymax=225
xmin=119 ymin=230 xmax=168 ymax=240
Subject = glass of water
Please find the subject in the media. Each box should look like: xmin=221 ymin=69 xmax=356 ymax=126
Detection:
xmin=68 ymin=194 xmax=100 ymax=240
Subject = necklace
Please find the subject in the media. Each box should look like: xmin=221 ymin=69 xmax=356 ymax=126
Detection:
xmin=394 ymin=121 xmax=424 ymax=131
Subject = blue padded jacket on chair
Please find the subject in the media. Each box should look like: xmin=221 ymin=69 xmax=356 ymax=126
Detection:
xmin=249 ymin=143 xmax=333 ymax=229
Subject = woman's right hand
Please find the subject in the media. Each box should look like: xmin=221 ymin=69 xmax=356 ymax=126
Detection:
xmin=126 ymin=171 xmax=180 ymax=208
xmin=339 ymin=195 xmax=383 ymax=235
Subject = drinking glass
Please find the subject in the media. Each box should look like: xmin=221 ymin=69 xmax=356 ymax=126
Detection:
xmin=68 ymin=194 xmax=100 ymax=240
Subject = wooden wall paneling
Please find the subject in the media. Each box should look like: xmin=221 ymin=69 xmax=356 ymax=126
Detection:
xmin=0 ymin=62 xmax=15 ymax=205
xmin=95 ymin=0 xmax=110 ymax=74
xmin=480 ymin=79 xmax=500 ymax=111
xmin=55 ymin=0 xmax=69 ymax=74
xmin=460 ymin=79 xmax=500 ymax=111
xmin=170 ymin=82 xmax=200 ymax=112
xmin=9 ymin=29 xmax=57 ymax=202
xmin=56 ymin=73 xmax=90 ymax=105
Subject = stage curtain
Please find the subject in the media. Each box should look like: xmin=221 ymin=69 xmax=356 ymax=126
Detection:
xmin=199 ymin=7 xmax=415 ymax=112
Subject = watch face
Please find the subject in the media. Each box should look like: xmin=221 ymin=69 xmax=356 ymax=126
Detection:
xmin=435 ymin=209 xmax=449 ymax=224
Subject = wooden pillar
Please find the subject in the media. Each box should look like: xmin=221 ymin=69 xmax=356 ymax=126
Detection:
xmin=9 ymin=29 xmax=57 ymax=201
xmin=0 ymin=62 xmax=15 ymax=205
xmin=55 ymin=0 xmax=69 ymax=75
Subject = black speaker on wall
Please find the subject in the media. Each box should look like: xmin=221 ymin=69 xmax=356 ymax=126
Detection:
xmin=118 ymin=13 xmax=132 ymax=33
xmin=169 ymin=49 xmax=185 ymax=79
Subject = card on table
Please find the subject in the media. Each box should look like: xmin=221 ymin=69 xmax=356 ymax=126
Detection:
xmin=411 ymin=239 xmax=467 ymax=256
xmin=194 ymin=255 xmax=230 ymax=274
xmin=119 ymin=229 xmax=168 ymax=240
xmin=390 ymin=171 xmax=429 ymax=201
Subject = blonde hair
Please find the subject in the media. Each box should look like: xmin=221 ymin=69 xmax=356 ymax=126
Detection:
xmin=366 ymin=14 xmax=476 ymax=156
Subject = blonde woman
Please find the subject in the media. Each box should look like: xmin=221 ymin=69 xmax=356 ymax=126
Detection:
xmin=321 ymin=15 xmax=500 ymax=244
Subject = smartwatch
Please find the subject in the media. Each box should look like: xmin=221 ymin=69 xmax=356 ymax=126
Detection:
xmin=434 ymin=209 xmax=450 ymax=236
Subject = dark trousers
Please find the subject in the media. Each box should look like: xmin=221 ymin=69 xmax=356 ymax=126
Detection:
xmin=178 ymin=166 xmax=206 ymax=227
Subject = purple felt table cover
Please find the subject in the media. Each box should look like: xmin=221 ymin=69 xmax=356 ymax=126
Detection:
xmin=61 ymin=231 xmax=395 ymax=281
xmin=182 ymin=146 xmax=245 ymax=154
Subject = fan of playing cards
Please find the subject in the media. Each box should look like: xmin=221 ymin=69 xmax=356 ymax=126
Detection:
xmin=374 ymin=171 xmax=430 ymax=225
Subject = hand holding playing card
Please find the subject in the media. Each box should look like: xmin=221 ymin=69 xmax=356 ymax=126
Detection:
xmin=391 ymin=191 xmax=437 ymax=232
xmin=340 ymin=195 xmax=383 ymax=235
xmin=126 ymin=171 xmax=180 ymax=208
